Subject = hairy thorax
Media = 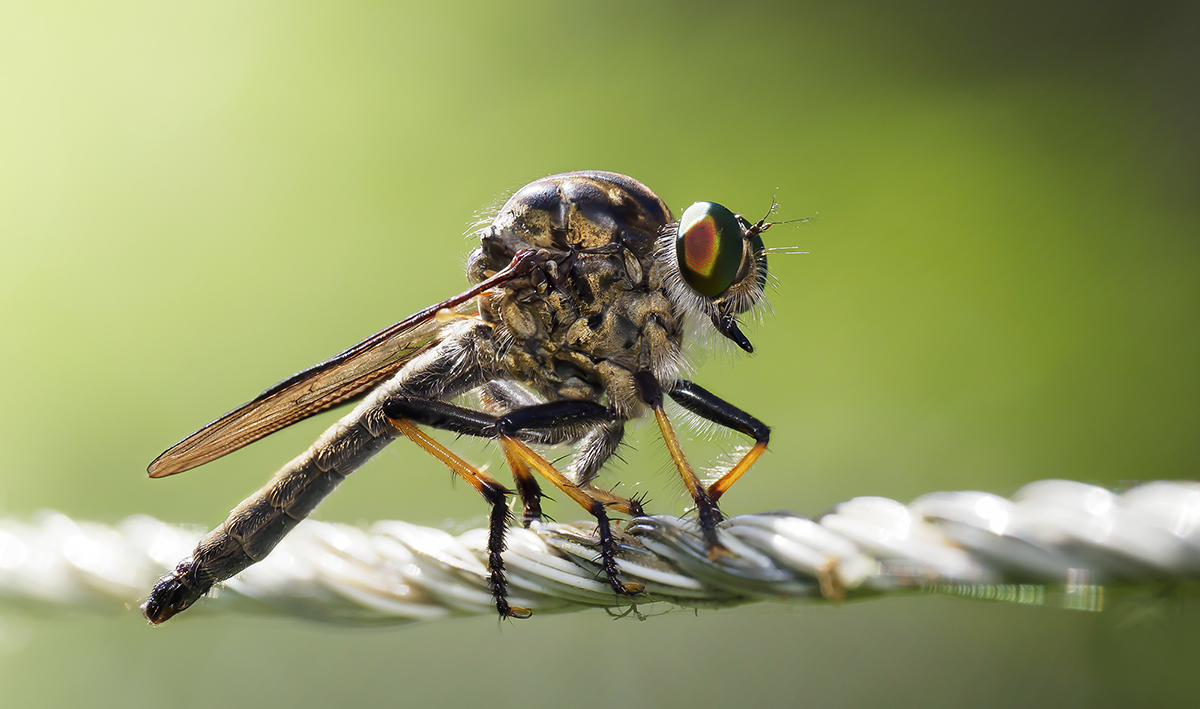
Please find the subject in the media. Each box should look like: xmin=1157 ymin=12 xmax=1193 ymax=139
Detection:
xmin=466 ymin=171 xmax=686 ymax=417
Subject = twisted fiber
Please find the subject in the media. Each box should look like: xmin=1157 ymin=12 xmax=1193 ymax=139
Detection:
xmin=0 ymin=479 xmax=1197 ymax=623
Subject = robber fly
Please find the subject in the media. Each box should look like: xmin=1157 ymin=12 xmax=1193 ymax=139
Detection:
xmin=143 ymin=171 xmax=777 ymax=623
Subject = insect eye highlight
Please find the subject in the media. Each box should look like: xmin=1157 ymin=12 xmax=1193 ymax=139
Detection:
xmin=675 ymin=201 xmax=744 ymax=297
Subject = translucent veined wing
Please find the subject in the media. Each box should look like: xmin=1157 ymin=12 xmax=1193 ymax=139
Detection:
xmin=147 ymin=252 xmax=539 ymax=478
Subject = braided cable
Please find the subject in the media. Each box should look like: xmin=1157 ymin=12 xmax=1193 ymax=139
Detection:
xmin=1 ymin=479 xmax=1197 ymax=623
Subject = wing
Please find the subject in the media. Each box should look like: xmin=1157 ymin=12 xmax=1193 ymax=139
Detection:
xmin=147 ymin=251 xmax=540 ymax=478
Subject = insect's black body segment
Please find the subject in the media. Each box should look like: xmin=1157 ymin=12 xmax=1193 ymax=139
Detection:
xmin=144 ymin=171 xmax=777 ymax=623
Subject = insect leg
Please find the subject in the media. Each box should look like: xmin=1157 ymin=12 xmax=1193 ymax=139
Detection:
xmin=498 ymin=399 xmax=603 ymax=526
xmin=487 ymin=401 xmax=642 ymax=520
xmin=386 ymin=418 xmax=528 ymax=619
xmin=498 ymin=403 xmax=645 ymax=528
xmin=509 ymin=455 xmax=545 ymax=527
xmin=497 ymin=437 xmax=644 ymax=596
xmin=666 ymin=385 xmax=844 ymax=598
xmin=564 ymin=420 xmax=647 ymax=520
xmin=382 ymin=397 xmax=642 ymax=603
xmin=667 ymin=380 xmax=770 ymax=502
xmin=501 ymin=414 xmax=644 ymax=520
xmin=634 ymin=370 xmax=725 ymax=554
xmin=387 ymin=397 xmax=645 ymax=594
xmin=380 ymin=398 xmax=527 ymax=618
xmin=477 ymin=381 xmax=554 ymax=524
xmin=382 ymin=397 xmax=607 ymax=444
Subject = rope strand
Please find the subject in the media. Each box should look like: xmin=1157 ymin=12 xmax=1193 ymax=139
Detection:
xmin=1 ymin=479 xmax=1197 ymax=623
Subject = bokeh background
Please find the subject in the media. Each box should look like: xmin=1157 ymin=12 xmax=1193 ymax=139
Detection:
xmin=2 ymin=1 xmax=1199 ymax=706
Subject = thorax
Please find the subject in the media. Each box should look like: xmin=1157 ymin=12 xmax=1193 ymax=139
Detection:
xmin=465 ymin=171 xmax=686 ymax=405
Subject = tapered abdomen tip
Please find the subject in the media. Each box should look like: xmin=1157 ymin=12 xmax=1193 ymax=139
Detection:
xmin=142 ymin=558 xmax=206 ymax=624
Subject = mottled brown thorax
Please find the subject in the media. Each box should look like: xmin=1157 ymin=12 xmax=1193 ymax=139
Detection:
xmin=466 ymin=171 xmax=686 ymax=412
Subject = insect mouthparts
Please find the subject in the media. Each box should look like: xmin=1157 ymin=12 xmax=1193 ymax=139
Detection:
xmin=712 ymin=314 xmax=754 ymax=353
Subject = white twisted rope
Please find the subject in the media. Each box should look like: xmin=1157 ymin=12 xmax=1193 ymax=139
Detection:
xmin=1 ymin=479 xmax=1197 ymax=623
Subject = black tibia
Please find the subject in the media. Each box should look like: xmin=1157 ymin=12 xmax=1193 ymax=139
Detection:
xmin=667 ymin=380 xmax=770 ymax=444
xmin=635 ymin=370 xmax=725 ymax=549
xmin=142 ymin=321 xmax=491 ymax=625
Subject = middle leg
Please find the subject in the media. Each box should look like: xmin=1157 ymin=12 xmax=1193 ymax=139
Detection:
xmin=497 ymin=437 xmax=644 ymax=596
xmin=383 ymin=397 xmax=645 ymax=601
xmin=634 ymin=370 xmax=726 ymax=554
xmin=477 ymin=380 xmax=546 ymax=527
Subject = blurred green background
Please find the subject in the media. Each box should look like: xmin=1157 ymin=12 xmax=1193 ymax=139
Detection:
xmin=2 ymin=1 xmax=1199 ymax=706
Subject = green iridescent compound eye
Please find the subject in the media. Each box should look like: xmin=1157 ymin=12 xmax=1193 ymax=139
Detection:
xmin=676 ymin=201 xmax=744 ymax=297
